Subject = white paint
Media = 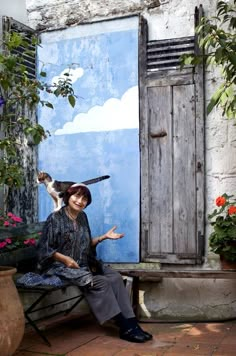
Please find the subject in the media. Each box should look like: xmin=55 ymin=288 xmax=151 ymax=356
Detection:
xmin=55 ymin=86 xmax=139 ymax=134
xmin=52 ymin=67 xmax=84 ymax=85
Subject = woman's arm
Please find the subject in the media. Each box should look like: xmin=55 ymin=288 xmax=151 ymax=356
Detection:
xmin=91 ymin=225 xmax=124 ymax=247
xmin=53 ymin=251 xmax=79 ymax=268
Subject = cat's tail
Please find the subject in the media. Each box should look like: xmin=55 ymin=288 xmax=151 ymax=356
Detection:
xmin=81 ymin=175 xmax=110 ymax=185
xmin=58 ymin=175 xmax=110 ymax=198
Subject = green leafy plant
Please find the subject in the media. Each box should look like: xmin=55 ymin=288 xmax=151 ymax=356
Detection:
xmin=181 ymin=0 xmax=236 ymax=118
xmin=208 ymin=193 xmax=236 ymax=262
xmin=0 ymin=31 xmax=77 ymax=187
xmin=0 ymin=210 xmax=41 ymax=253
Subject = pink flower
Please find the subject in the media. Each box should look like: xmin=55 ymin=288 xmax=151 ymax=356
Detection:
xmin=24 ymin=238 xmax=36 ymax=246
xmin=5 ymin=238 xmax=12 ymax=244
xmin=11 ymin=215 xmax=23 ymax=223
xmin=3 ymin=221 xmax=10 ymax=227
xmin=7 ymin=212 xmax=13 ymax=217
xmin=0 ymin=241 xmax=7 ymax=249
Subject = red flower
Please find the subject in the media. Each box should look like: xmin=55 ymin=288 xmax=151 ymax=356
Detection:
xmin=228 ymin=206 xmax=236 ymax=215
xmin=216 ymin=196 xmax=226 ymax=207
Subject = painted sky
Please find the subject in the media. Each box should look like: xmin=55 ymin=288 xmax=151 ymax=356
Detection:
xmin=38 ymin=17 xmax=139 ymax=134
xmin=37 ymin=17 xmax=140 ymax=262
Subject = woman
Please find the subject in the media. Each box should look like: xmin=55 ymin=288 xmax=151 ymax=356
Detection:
xmin=37 ymin=183 xmax=152 ymax=343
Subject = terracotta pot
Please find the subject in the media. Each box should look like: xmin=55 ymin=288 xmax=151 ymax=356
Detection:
xmin=220 ymin=255 xmax=236 ymax=270
xmin=0 ymin=266 xmax=25 ymax=355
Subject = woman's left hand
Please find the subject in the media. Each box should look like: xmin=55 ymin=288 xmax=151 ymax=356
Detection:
xmin=104 ymin=225 xmax=124 ymax=240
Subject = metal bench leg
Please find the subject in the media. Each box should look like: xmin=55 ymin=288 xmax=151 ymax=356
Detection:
xmin=64 ymin=294 xmax=84 ymax=315
xmin=24 ymin=290 xmax=52 ymax=346
xmin=24 ymin=313 xmax=51 ymax=346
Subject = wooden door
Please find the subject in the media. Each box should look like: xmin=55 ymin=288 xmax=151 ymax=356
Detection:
xmin=139 ymin=16 xmax=205 ymax=265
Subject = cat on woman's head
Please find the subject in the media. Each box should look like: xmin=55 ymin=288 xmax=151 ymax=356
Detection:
xmin=37 ymin=171 xmax=110 ymax=212
xmin=37 ymin=171 xmax=75 ymax=211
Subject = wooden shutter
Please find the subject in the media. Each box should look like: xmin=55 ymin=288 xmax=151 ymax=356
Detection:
xmin=139 ymin=7 xmax=205 ymax=265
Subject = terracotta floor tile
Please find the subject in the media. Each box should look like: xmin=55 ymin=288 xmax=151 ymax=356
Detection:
xmin=180 ymin=333 xmax=225 ymax=345
xmin=212 ymin=343 xmax=236 ymax=355
xmin=14 ymin=319 xmax=236 ymax=356
xmin=163 ymin=342 xmax=218 ymax=355
xmin=24 ymin=331 xmax=98 ymax=354
xmin=67 ymin=344 xmax=122 ymax=356
xmin=221 ymin=333 xmax=236 ymax=344
xmin=115 ymin=350 xmax=164 ymax=356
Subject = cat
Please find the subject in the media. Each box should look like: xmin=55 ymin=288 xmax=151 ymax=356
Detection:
xmin=37 ymin=171 xmax=110 ymax=211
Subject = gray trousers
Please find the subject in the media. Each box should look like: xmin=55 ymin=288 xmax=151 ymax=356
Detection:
xmin=82 ymin=266 xmax=135 ymax=324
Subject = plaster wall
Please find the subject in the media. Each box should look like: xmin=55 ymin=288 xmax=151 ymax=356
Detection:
xmin=25 ymin=0 xmax=236 ymax=321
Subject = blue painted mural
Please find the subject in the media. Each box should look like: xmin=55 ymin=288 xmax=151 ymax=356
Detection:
xmin=37 ymin=17 xmax=139 ymax=262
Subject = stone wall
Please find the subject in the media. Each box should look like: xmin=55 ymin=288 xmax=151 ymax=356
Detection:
xmin=26 ymin=0 xmax=161 ymax=31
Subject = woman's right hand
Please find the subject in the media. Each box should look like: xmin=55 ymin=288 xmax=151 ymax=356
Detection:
xmin=64 ymin=256 xmax=80 ymax=268
xmin=53 ymin=252 xmax=79 ymax=268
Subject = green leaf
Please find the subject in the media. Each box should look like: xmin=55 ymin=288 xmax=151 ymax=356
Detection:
xmin=45 ymin=102 xmax=54 ymax=109
xmin=40 ymin=71 xmax=47 ymax=77
xmin=207 ymin=85 xmax=225 ymax=115
xmin=68 ymin=95 xmax=76 ymax=108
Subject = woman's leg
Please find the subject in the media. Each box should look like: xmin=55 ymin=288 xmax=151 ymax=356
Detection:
xmin=102 ymin=266 xmax=135 ymax=318
xmin=81 ymin=273 xmax=122 ymax=324
xmin=81 ymin=267 xmax=151 ymax=343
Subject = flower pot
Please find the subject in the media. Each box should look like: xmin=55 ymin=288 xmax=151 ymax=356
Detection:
xmin=220 ymin=255 xmax=236 ymax=270
xmin=0 ymin=266 xmax=25 ymax=355
xmin=0 ymin=246 xmax=37 ymax=272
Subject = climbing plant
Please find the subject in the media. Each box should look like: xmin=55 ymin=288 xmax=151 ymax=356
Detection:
xmin=0 ymin=31 xmax=76 ymax=188
xmin=181 ymin=0 xmax=236 ymax=118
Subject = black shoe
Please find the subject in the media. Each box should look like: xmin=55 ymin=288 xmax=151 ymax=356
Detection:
xmin=137 ymin=325 xmax=153 ymax=341
xmin=120 ymin=327 xmax=147 ymax=343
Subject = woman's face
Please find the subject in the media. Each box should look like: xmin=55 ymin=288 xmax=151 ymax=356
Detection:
xmin=68 ymin=192 xmax=88 ymax=212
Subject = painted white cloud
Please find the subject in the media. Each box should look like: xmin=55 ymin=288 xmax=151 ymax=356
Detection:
xmin=52 ymin=67 xmax=84 ymax=85
xmin=55 ymin=86 xmax=138 ymax=135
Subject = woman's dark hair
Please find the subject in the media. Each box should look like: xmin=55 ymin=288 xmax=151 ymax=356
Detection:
xmin=63 ymin=184 xmax=92 ymax=207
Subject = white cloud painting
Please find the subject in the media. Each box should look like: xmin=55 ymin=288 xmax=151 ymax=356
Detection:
xmin=55 ymin=85 xmax=138 ymax=135
xmin=52 ymin=67 xmax=84 ymax=85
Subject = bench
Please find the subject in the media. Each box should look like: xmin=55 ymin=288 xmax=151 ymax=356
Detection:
xmin=0 ymin=222 xmax=86 ymax=346
xmin=17 ymin=283 xmax=84 ymax=346
xmin=117 ymin=268 xmax=236 ymax=316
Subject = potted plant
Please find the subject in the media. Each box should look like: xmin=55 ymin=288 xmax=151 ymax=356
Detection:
xmin=208 ymin=193 xmax=236 ymax=269
xmin=0 ymin=209 xmax=42 ymax=271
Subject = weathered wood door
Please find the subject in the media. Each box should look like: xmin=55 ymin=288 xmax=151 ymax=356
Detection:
xmin=139 ymin=16 xmax=205 ymax=265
